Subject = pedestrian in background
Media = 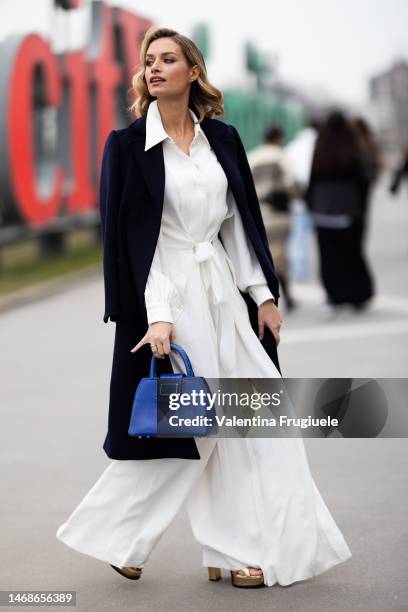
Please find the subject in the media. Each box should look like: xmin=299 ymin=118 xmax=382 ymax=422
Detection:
xmin=306 ymin=111 xmax=375 ymax=319
xmin=390 ymin=143 xmax=408 ymax=196
xmin=248 ymin=125 xmax=298 ymax=310
xmin=285 ymin=117 xmax=320 ymax=282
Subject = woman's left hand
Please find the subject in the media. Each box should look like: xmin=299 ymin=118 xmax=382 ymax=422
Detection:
xmin=257 ymin=299 xmax=283 ymax=346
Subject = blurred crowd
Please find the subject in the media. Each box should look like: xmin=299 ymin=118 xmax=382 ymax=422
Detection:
xmin=248 ymin=110 xmax=408 ymax=320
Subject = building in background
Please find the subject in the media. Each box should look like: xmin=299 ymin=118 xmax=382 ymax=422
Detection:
xmin=369 ymin=60 xmax=408 ymax=156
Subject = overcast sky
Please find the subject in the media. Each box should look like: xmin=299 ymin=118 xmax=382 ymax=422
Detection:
xmin=1 ymin=0 xmax=407 ymax=108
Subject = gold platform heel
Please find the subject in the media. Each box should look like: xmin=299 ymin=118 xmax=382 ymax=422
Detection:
xmin=110 ymin=564 xmax=143 ymax=580
xmin=207 ymin=566 xmax=221 ymax=581
xmin=230 ymin=567 xmax=264 ymax=588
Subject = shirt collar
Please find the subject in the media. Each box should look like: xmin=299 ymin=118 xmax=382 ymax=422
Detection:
xmin=144 ymin=99 xmax=210 ymax=151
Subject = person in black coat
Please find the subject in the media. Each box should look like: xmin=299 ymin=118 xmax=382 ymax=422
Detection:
xmin=306 ymin=111 xmax=375 ymax=317
xmin=99 ymin=64 xmax=282 ymax=464
xmin=56 ymin=27 xmax=352 ymax=588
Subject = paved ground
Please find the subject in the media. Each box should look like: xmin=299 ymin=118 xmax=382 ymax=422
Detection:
xmin=0 ymin=177 xmax=407 ymax=611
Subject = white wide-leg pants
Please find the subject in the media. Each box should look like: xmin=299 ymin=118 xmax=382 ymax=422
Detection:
xmin=56 ymin=434 xmax=352 ymax=587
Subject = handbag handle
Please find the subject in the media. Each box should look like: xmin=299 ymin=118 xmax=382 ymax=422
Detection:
xmin=149 ymin=342 xmax=195 ymax=378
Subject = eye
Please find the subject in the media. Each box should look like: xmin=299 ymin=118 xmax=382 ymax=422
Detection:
xmin=145 ymin=58 xmax=175 ymax=66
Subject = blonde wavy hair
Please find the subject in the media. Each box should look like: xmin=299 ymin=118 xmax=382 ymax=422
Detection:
xmin=127 ymin=26 xmax=224 ymax=122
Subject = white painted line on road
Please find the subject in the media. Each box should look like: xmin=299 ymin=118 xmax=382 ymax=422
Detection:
xmin=282 ymin=319 xmax=408 ymax=345
xmin=292 ymin=283 xmax=408 ymax=315
xmin=375 ymin=295 xmax=408 ymax=315
xmin=292 ymin=283 xmax=325 ymax=302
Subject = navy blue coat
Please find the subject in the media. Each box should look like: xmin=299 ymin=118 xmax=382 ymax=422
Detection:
xmin=99 ymin=109 xmax=281 ymax=460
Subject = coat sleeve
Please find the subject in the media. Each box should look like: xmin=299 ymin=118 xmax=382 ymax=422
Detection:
xmin=144 ymin=236 xmax=183 ymax=325
xmin=99 ymin=130 xmax=122 ymax=323
xmin=219 ymin=187 xmax=275 ymax=307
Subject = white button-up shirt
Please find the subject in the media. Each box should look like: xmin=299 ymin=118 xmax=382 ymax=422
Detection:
xmin=143 ymin=100 xmax=274 ymax=374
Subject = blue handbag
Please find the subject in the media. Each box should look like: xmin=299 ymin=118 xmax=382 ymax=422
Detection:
xmin=128 ymin=343 xmax=218 ymax=438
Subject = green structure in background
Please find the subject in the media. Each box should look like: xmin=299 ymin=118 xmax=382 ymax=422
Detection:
xmin=224 ymin=41 xmax=306 ymax=150
xmin=223 ymin=90 xmax=306 ymax=151
xmin=192 ymin=26 xmax=307 ymax=152
xmin=192 ymin=23 xmax=210 ymax=61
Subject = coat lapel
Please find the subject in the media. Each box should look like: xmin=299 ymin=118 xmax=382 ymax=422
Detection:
xmin=126 ymin=113 xmax=247 ymax=222
xmin=127 ymin=120 xmax=165 ymax=215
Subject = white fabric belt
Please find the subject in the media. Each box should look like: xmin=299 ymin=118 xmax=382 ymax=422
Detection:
xmin=164 ymin=236 xmax=236 ymax=376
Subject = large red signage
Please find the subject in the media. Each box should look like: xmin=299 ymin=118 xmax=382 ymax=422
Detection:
xmin=0 ymin=1 xmax=152 ymax=229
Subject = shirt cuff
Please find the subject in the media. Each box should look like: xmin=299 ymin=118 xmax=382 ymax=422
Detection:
xmin=145 ymin=302 xmax=174 ymax=325
xmin=247 ymin=285 xmax=275 ymax=307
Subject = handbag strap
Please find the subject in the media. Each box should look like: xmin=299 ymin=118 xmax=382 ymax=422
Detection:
xmin=149 ymin=342 xmax=195 ymax=378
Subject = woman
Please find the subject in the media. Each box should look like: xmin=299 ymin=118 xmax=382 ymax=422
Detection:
xmin=248 ymin=124 xmax=298 ymax=310
xmin=56 ymin=27 xmax=352 ymax=588
xmin=285 ymin=118 xmax=320 ymax=282
xmin=306 ymin=111 xmax=375 ymax=319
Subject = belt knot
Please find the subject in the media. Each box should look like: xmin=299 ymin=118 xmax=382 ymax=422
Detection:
xmin=193 ymin=241 xmax=215 ymax=263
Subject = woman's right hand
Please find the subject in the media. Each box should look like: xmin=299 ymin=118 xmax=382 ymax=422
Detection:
xmin=130 ymin=322 xmax=176 ymax=359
